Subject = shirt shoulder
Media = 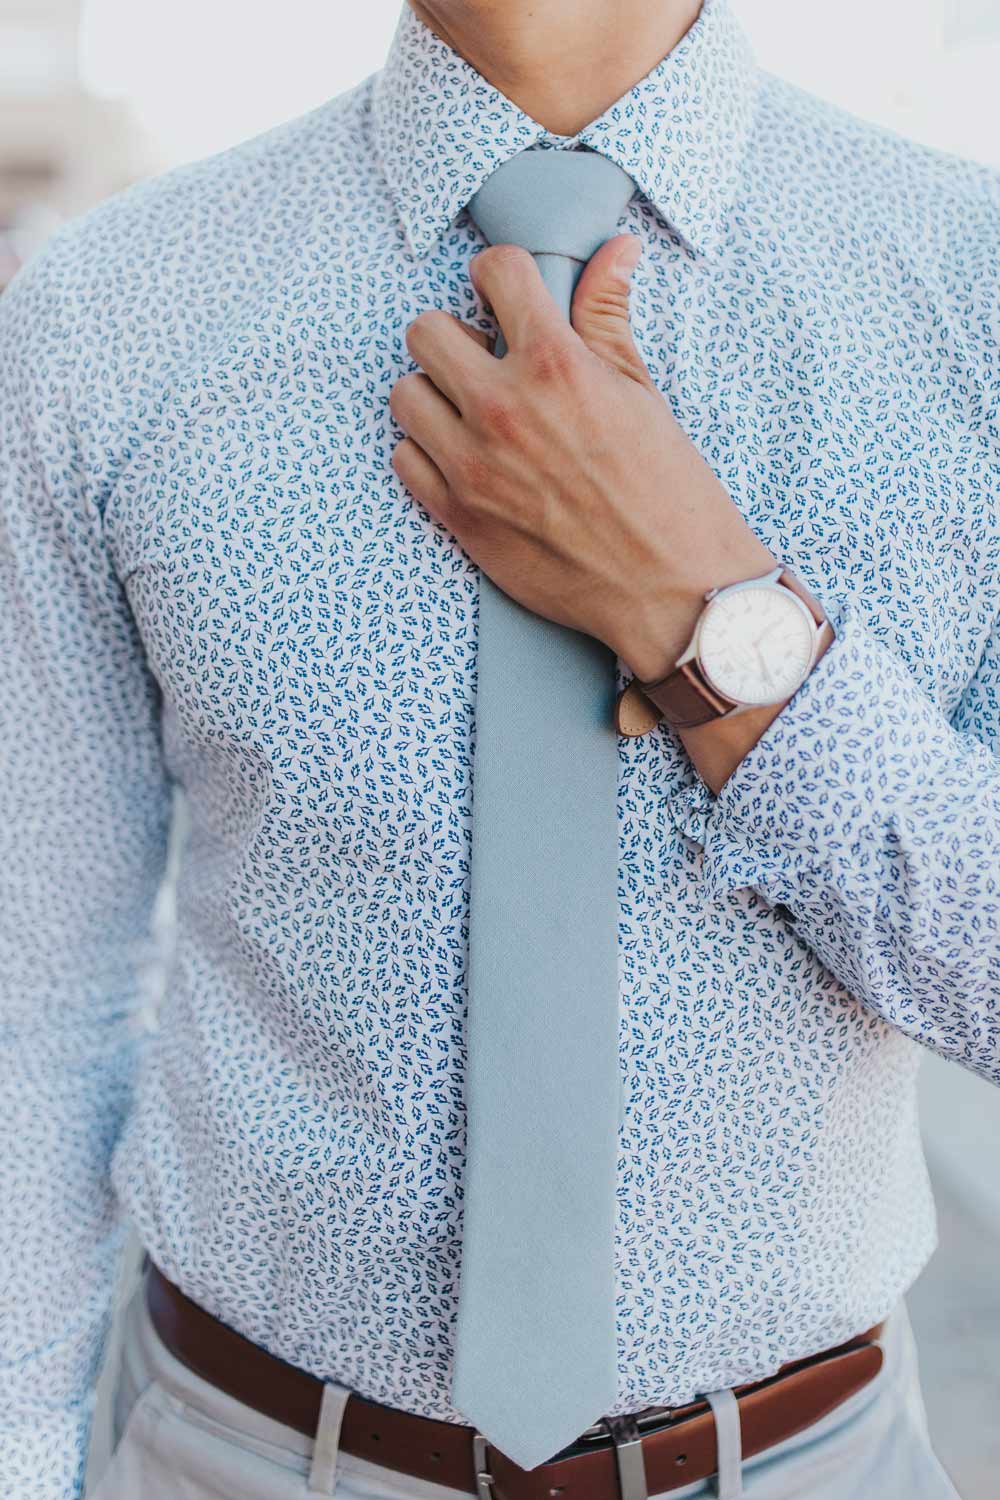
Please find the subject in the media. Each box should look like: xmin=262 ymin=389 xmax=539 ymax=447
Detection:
xmin=750 ymin=72 xmax=1000 ymax=304
xmin=1 ymin=77 xmax=382 ymax=495
xmin=14 ymin=75 xmax=377 ymax=314
xmin=13 ymin=76 xmax=377 ymax=331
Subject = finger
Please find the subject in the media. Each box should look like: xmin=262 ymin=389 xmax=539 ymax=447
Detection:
xmin=405 ymin=310 xmax=496 ymax=412
xmin=389 ymin=370 xmax=466 ymax=478
xmin=570 ymin=233 xmax=658 ymax=391
xmin=391 ymin=435 xmax=452 ymax=522
xmin=470 ymin=243 xmax=571 ymax=354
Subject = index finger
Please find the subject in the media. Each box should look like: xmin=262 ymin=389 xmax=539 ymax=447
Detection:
xmin=469 ymin=244 xmax=574 ymax=356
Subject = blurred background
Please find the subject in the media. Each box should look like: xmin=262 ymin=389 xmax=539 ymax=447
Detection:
xmin=1 ymin=2 xmax=998 ymax=1497
xmin=4 ymin=0 xmax=1000 ymax=283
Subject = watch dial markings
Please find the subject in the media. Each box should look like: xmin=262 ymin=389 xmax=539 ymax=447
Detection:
xmin=699 ymin=588 xmax=816 ymax=704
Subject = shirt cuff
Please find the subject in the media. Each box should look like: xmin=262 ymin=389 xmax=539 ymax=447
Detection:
xmin=666 ymin=593 xmax=946 ymax=908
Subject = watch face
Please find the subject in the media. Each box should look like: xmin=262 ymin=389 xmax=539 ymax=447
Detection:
xmin=698 ymin=584 xmax=816 ymax=706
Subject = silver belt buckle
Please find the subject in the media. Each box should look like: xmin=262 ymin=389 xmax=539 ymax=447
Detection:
xmin=473 ymin=1410 xmax=663 ymax=1500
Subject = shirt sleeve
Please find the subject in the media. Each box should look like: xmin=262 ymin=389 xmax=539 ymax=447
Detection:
xmin=0 ymin=241 xmax=173 ymax=1499
xmin=667 ymin=590 xmax=1000 ymax=1085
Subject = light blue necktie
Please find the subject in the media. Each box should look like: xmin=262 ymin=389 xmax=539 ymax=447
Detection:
xmin=453 ymin=147 xmax=638 ymax=1473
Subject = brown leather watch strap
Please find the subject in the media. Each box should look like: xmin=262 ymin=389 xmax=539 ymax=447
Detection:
xmin=615 ymin=568 xmax=830 ymax=738
xmin=144 ymin=1260 xmax=884 ymax=1500
xmin=641 ymin=659 xmax=734 ymax=731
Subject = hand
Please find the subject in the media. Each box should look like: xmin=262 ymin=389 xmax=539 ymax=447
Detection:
xmin=388 ymin=234 xmax=777 ymax=683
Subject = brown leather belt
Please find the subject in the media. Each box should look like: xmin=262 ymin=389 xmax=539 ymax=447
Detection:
xmin=144 ymin=1259 xmax=885 ymax=1500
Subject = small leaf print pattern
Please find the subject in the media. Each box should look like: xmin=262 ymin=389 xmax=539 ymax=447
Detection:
xmin=1 ymin=0 xmax=998 ymax=1494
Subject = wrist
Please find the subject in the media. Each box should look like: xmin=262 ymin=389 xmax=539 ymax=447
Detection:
xmin=613 ymin=587 xmax=705 ymax=682
xmin=612 ymin=540 xmax=779 ymax=682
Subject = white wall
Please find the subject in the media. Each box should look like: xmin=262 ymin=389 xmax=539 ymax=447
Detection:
xmin=736 ymin=0 xmax=1000 ymax=163
xmin=78 ymin=0 xmax=1000 ymax=170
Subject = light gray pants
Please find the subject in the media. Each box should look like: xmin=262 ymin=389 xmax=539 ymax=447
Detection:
xmin=88 ymin=1273 xmax=960 ymax=1500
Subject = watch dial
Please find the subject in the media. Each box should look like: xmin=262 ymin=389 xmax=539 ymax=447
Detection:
xmin=698 ymin=586 xmax=816 ymax=705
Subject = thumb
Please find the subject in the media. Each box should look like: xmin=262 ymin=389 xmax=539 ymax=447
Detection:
xmin=570 ymin=233 xmax=656 ymax=390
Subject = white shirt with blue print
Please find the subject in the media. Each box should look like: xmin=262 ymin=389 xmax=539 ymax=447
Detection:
xmin=1 ymin=1 xmax=998 ymax=1495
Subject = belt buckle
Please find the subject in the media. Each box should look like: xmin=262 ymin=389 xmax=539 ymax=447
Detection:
xmin=473 ymin=1408 xmax=674 ymax=1500
xmin=574 ymin=1409 xmax=682 ymax=1500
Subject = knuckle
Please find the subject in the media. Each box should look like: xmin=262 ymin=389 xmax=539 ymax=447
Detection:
xmin=528 ymin=333 xmax=576 ymax=384
xmin=387 ymin=380 xmax=407 ymax=420
xmin=478 ymin=243 xmax=533 ymax=273
xmin=389 ymin=371 xmax=423 ymax=412
xmin=390 ymin=436 xmax=414 ymax=472
xmin=405 ymin=309 xmax=447 ymax=347
xmin=476 ymin=391 xmax=518 ymax=440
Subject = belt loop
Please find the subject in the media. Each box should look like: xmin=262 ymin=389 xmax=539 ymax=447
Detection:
xmin=307 ymin=1380 xmax=352 ymax=1498
xmin=602 ymin=1415 xmax=649 ymax=1500
xmin=473 ymin=1432 xmax=495 ymax=1500
xmin=702 ymin=1389 xmax=743 ymax=1500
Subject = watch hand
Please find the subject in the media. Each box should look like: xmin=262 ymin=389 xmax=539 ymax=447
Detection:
xmin=753 ymin=645 xmax=778 ymax=687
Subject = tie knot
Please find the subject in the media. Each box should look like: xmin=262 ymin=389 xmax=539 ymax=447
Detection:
xmin=467 ymin=147 xmax=636 ymax=263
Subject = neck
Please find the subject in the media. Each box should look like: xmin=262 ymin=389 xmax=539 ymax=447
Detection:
xmin=406 ymin=0 xmax=703 ymax=137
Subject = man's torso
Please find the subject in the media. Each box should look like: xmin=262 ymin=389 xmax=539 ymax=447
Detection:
xmin=34 ymin=0 xmax=999 ymax=1421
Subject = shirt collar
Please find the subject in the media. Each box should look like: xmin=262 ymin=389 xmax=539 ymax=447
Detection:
xmin=371 ymin=0 xmax=760 ymax=262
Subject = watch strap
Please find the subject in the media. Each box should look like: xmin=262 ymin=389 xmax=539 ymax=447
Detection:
xmin=769 ymin=568 xmax=829 ymax=626
xmin=640 ymin=658 xmax=736 ymax=731
xmin=614 ymin=568 xmax=830 ymax=738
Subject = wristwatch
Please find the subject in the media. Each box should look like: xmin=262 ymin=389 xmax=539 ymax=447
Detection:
xmin=615 ymin=563 xmax=833 ymax=737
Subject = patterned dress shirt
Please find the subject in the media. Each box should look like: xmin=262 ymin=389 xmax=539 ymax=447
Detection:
xmin=1 ymin=1 xmax=999 ymax=1495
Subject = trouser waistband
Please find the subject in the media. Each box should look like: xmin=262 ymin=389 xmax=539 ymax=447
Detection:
xmin=140 ymin=1254 xmax=887 ymax=1500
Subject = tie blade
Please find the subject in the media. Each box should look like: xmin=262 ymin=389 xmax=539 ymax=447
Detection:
xmin=453 ymin=1343 xmax=618 ymax=1473
xmin=468 ymin=147 xmax=636 ymax=261
xmin=456 ymin=146 xmax=630 ymax=1473
xmin=455 ymin=579 xmax=621 ymax=1467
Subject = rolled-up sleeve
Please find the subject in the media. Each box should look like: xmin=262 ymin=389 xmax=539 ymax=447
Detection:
xmin=0 ymin=241 xmax=173 ymax=1498
xmin=668 ymin=593 xmax=1000 ymax=1085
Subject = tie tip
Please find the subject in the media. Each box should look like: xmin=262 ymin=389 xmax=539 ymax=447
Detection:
xmin=453 ymin=1386 xmax=618 ymax=1473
